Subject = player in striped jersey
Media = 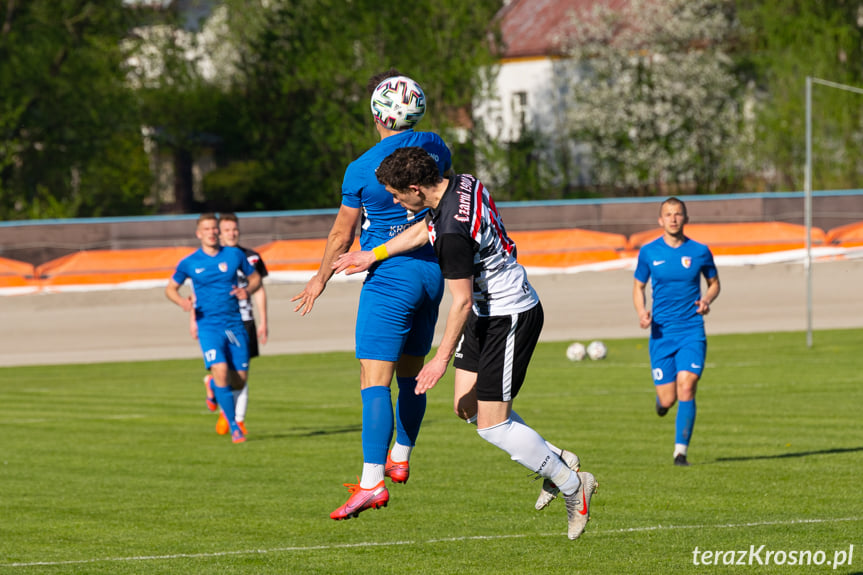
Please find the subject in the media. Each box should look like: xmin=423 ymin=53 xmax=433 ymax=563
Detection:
xmin=334 ymin=147 xmax=598 ymax=540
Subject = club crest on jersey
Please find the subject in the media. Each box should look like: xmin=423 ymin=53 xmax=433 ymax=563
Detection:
xmin=219 ymin=262 xmax=228 ymax=272
xmin=681 ymin=256 xmax=692 ymax=269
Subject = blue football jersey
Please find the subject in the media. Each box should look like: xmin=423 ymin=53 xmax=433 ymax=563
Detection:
xmin=171 ymin=246 xmax=256 ymax=329
xmin=634 ymin=236 xmax=717 ymax=332
xmin=341 ymin=129 xmax=451 ymax=254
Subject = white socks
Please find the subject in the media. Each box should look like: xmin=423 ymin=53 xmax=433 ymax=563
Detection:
xmin=390 ymin=442 xmax=412 ymax=463
xmin=477 ymin=418 xmax=580 ymax=495
xmin=674 ymin=443 xmax=688 ymax=457
xmin=360 ymin=463 xmax=385 ymax=489
xmin=360 ymin=444 xmax=409 ymax=489
xmin=468 ymin=410 xmax=563 ymax=458
xmin=232 ymin=385 xmax=249 ymax=423
xmin=509 ymin=410 xmax=562 ymax=457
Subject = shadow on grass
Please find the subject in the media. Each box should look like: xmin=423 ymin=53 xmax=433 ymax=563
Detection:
xmin=246 ymin=416 xmax=453 ymax=442
xmin=713 ymin=446 xmax=863 ymax=463
xmin=243 ymin=425 xmax=363 ymax=441
xmin=298 ymin=425 xmax=362 ymax=437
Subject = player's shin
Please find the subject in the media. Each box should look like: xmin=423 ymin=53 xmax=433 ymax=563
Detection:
xmin=233 ymin=385 xmax=248 ymax=423
xmin=477 ymin=418 xmax=580 ymax=494
xmin=393 ymin=376 xmax=425 ymax=461
xmin=360 ymin=386 xmax=393 ymax=488
xmin=675 ymin=399 xmax=696 ymax=446
xmin=212 ymin=384 xmax=240 ymax=433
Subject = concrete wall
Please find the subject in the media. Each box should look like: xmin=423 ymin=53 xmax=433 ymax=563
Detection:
xmin=2 ymin=192 xmax=862 ymax=265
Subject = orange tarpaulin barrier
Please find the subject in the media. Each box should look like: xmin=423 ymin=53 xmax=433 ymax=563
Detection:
xmin=19 ymin=220 xmax=854 ymax=292
xmin=517 ymin=248 xmax=623 ymax=267
xmin=508 ymin=229 xmax=627 ymax=267
xmin=0 ymin=256 xmax=36 ymax=288
xmin=508 ymin=229 xmax=627 ymax=251
xmin=627 ymin=222 xmax=827 ymax=255
xmin=825 ymin=221 xmax=863 ymax=246
xmin=258 ymin=229 xmax=629 ymax=270
xmin=35 ymin=247 xmax=196 ymax=286
xmin=256 ymin=239 xmax=361 ymax=271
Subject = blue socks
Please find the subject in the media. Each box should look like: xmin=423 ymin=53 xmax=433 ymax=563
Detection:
xmin=395 ymin=376 xmax=426 ymax=448
xmin=675 ymin=399 xmax=696 ymax=445
xmin=212 ymin=383 xmax=239 ymax=434
xmin=361 ymin=386 xmax=393 ymax=465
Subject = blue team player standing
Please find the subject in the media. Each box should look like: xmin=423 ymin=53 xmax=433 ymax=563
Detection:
xmin=291 ymin=71 xmax=451 ymax=519
xmin=632 ymin=197 xmax=721 ymax=466
xmin=166 ymin=213 xmax=262 ymax=444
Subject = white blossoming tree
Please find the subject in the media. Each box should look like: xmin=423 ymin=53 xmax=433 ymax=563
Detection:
xmin=557 ymin=0 xmax=750 ymax=195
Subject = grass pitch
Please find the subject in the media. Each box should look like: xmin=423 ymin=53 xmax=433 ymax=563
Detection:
xmin=1 ymin=329 xmax=862 ymax=574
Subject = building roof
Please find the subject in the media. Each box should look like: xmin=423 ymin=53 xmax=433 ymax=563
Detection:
xmin=496 ymin=0 xmax=629 ymax=59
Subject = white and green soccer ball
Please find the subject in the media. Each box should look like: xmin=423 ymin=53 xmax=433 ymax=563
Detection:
xmin=566 ymin=342 xmax=586 ymax=362
xmin=586 ymin=340 xmax=607 ymax=361
xmin=370 ymin=76 xmax=426 ymax=130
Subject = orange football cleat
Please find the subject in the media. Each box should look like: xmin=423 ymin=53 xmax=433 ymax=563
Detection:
xmin=384 ymin=452 xmax=410 ymax=484
xmin=231 ymin=428 xmax=246 ymax=444
xmin=330 ymin=480 xmax=389 ymax=520
xmin=215 ymin=411 xmax=230 ymax=435
xmin=204 ymin=375 xmax=218 ymax=412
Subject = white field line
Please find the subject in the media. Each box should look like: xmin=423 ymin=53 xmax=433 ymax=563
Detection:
xmin=2 ymin=516 xmax=860 ymax=569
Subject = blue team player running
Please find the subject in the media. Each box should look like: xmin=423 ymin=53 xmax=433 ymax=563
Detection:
xmin=291 ymin=71 xmax=451 ymax=519
xmin=166 ymin=213 xmax=262 ymax=444
xmin=633 ymin=197 xmax=720 ymax=466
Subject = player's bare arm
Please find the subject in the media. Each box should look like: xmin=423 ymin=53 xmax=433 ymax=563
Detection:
xmin=231 ymin=270 xmax=262 ymax=300
xmin=415 ymin=276 xmax=473 ymax=395
xmin=165 ymin=279 xmax=194 ymax=312
xmin=695 ymin=275 xmax=721 ymax=315
xmin=189 ymin=308 xmax=198 ymax=339
xmin=332 ymin=221 xmax=429 ymax=276
xmin=632 ymin=278 xmax=652 ymax=329
xmin=253 ymin=285 xmax=268 ymax=345
xmin=292 ymin=205 xmax=360 ymax=315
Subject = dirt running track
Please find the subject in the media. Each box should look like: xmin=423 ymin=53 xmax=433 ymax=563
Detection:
xmin=2 ymin=261 xmax=862 ymax=367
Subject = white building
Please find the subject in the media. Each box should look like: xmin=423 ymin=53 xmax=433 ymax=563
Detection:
xmin=475 ymin=0 xmax=630 ymax=188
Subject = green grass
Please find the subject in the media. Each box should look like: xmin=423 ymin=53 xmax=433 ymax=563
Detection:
xmin=1 ymin=330 xmax=862 ymax=574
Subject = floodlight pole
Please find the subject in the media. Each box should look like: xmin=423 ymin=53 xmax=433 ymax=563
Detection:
xmin=805 ymin=77 xmax=812 ymax=348
xmin=803 ymin=77 xmax=863 ymax=348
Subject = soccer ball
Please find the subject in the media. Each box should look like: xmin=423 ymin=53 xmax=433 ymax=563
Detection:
xmin=370 ymin=76 xmax=426 ymax=130
xmin=586 ymin=340 xmax=607 ymax=361
xmin=566 ymin=342 xmax=586 ymax=362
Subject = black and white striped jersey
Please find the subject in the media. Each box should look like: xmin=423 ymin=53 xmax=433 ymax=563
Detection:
xmin=236 ymin=246 xmax=268 ymax=323
xmin=429 ymin=174 xmax=538 ymax=317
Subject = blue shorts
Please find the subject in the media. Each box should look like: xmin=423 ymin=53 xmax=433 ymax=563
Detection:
xmin=648 ymin=332 xmax=706 ymax=385
xmin=354 ymin=255 xmax=444 ymax=361
xmin=198 ymin=325 xmax=250 ymax=371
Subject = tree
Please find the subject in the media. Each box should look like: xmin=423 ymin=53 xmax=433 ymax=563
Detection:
xmin=126 ymin=0 xmax=251 ymax=214
xmin=735 ymin=0 xmax=863 ymax=192
xmin=557 ymin=0 xmax=747 ymax=195
xmin=0 ymin=0 xmax=152 ymax=219
xmin=204 ymin=0 xmax=502 ymax=211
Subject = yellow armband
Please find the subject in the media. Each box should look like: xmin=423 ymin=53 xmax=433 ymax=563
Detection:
xmin=373 ymin=244 xmax=389 ymax=261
